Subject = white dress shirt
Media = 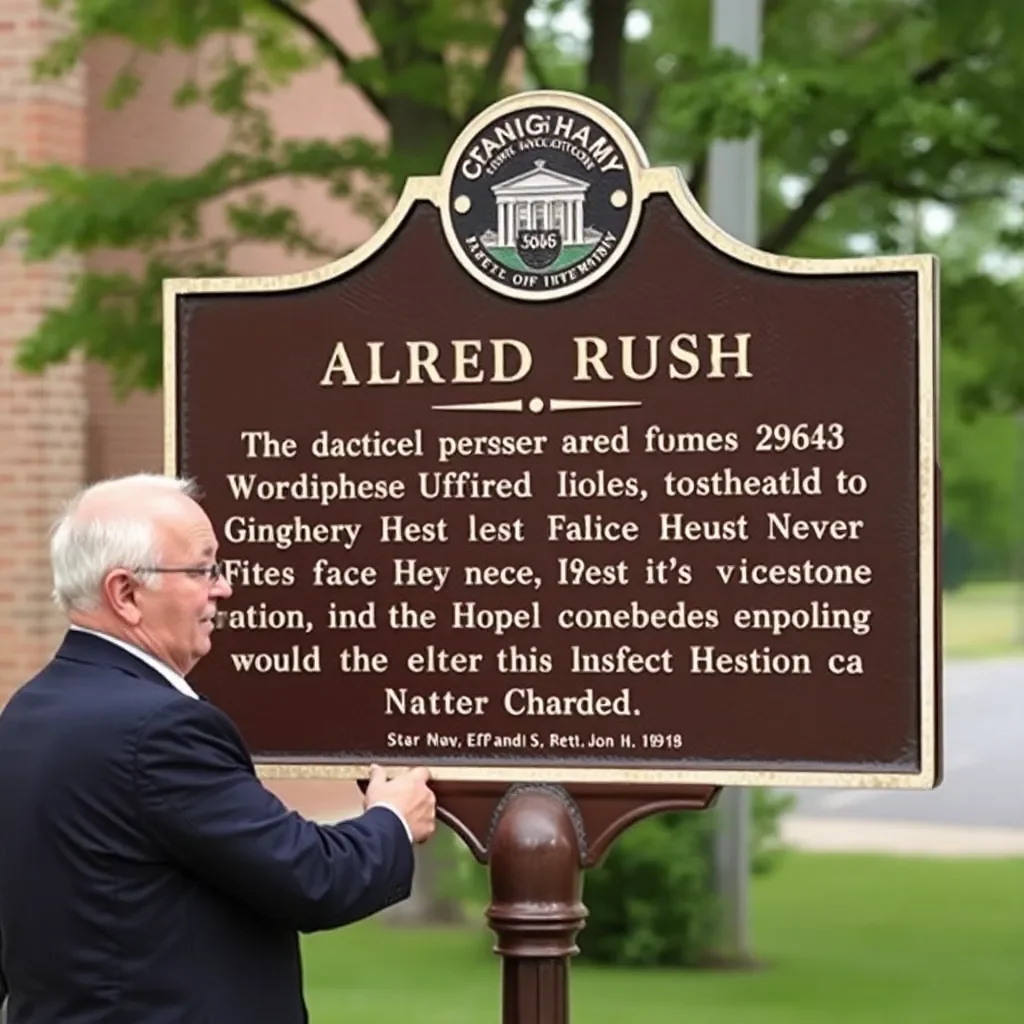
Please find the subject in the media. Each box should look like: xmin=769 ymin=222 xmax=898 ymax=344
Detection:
xmin=66 ymin=625 xmax=412 ymax=843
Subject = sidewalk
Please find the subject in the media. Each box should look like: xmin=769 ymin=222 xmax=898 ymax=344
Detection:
xmin=782 ymin=815 xmax=1024 ymax=858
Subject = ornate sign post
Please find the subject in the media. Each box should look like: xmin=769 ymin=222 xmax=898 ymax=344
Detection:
xmin=165 ymin=90 xmax=941 ymax=1023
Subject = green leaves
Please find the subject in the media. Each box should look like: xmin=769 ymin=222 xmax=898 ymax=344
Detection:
xmin=934 ymin=0 xmax=1024 ymax=50
xmin=16 ymin=265 xmax=169 ymax=394
xmin=3 ymin=165 xmax=208 ymax=255
xmin=1 ymin=124 xmax=390 ymax=392
xmin=1 ymin=133 xmax=389 ymax=252
xmin=37 ymin=0 xmax=250 ymax=75
xmin=8 ymin=0 xmax=1024 ymax=456
xmin=943 ymin=271 xmax=1024 ymax=416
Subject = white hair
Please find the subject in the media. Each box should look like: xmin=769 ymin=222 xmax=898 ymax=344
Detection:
xmin=50 ymin=474 xmax=200 ymax=613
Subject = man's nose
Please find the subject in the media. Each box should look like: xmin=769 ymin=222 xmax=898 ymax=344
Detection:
xmin=213 ymin=576 xmax=233 ymax=599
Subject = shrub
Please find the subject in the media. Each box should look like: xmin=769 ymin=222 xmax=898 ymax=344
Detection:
xmin=578 ymin=788 xmax=793 ymax=967
xmin=577 ymin=808 xmax=717 ymax=966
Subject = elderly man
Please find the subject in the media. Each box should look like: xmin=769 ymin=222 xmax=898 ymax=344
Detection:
xmin=0 ymin=474 xmax=435 ymax=1023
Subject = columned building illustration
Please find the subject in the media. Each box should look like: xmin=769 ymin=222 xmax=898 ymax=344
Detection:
xmin=491 ymin=160 xmax=589 ymax=246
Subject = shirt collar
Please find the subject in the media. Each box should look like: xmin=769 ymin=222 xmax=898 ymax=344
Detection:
xmin=68 ymin=625 xmax=200 ymax=701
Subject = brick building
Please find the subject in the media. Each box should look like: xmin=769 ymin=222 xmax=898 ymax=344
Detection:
xmin=0 ymin=0 xmax=382 ymax=711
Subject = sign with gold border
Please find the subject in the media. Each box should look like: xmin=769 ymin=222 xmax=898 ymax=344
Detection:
xmin=164 ymin=89 xmax=941 ymax=792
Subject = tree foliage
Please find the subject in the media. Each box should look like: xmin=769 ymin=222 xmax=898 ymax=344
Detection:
xmin=3 ymin=0 xmax=1023 ymax=557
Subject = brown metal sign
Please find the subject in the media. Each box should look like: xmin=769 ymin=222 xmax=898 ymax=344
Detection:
xmin=164 ymin=90 xmax=940 ymax=791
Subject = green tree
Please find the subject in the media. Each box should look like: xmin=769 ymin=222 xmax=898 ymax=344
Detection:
xmin=4 ymin=0 xmax=1024 ymax=413
xmin=4 ymin=0 xmax=1024 ymax=948
xmin=929 ymin=206 xmax=1024 ymax=578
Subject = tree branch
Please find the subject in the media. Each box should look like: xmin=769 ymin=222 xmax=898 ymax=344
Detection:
xmin=853 ymin=171 xmax=1009 ymax=205
xmin=631 ymin=80 xmax=662 ymax=141
xmin=838 ymin=5 xmax=916 ymax=63
xmin=982 ymin=142 xmax=1018 ymax=164
xmin=465 ymin=0 xmax=531 ymax=120
xmin=761 ymin=56 xmax=958 ymax=252
xmin=761 ymin=141 xmax=858 ymax=252
xmin=631 ymin=59 xmax=690 ymax=142
xmin=911 ymin=56 xmax=954 ymax=87
xmin=688 ymin=152 xmax=707 ymax=201
xmin=586 ymin=0 xmax=628 ymax=110
xmin=264 ymin=0 xmax=387 ymax=119
xmin=521 ymin=41 xmax=551 ymax=90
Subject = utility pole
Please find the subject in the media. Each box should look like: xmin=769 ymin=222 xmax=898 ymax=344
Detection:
xmin=706 ymin=0 xmax=763 ymax=963
xmin=1016 ymin=411 xmax=1024 ymax=646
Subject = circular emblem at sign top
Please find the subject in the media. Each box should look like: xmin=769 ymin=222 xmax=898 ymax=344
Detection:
xmin=440 ymin=91 xmax=645 ymax=302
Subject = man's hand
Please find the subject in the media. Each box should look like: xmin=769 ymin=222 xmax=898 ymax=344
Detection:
xmin=364 ymin=764 xmax=436 ymax=843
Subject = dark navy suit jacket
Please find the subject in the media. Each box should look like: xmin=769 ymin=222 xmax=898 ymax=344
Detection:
xmin=0 ymin=630 xmax=414 ymax=1023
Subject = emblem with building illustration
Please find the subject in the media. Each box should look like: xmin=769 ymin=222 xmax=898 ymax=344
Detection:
xmin=441 ymin=92 xmax=644 ymax=301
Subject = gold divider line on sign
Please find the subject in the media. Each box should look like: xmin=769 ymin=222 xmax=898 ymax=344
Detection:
xmin=429 ymin=397 xmax=643 ymax=413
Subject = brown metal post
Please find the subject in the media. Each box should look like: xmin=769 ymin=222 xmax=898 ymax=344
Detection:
xmin=485 ymin=785 xmax=586 ymax=1024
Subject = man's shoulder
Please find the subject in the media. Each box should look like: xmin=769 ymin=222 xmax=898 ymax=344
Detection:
xmin=1 ymin=643 xmax=198 ymax=742
xmin=35 ymin=651 xmax=185 ymax=706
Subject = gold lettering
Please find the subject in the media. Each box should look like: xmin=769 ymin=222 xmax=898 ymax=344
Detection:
xmin=450 ymin=340 xmax=485 ymax=384
xmin=320 ymin=338 xmax=532 ymax=386
xmin=367 ymin=341 xmax=400 ymax=385
xmin=572 ymin=336 xmax=613 ymax=381
xmin=707 ymin=332 xmax=752 ymax=378
xmin=321 ymin=331 xmax=751 ymax=387
xmin=403 ymin=342 xmax=444 ymax=385
xmin=621 ymin=335 xmax=658 ymax=381
xmin=668 ymin=333 xmax=701 ymax=380
xmin=406 ymin=341 xmax=445 ymax=384
xmin=491 ymin=339 xmax=532 ymax=383
xmin=319 ymin=341 xmax=359 ymax=387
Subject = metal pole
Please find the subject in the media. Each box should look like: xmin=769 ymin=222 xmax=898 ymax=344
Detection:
xmin=1016 ymin=411 xmax=1024 ymax=646
xmin=487 ymin=786 xmax=585 ymax=1024
xmin=706 ymin=0 xmax=763 ymax=963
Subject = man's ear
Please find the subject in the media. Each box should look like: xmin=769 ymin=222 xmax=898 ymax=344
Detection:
xmin=104 ymin=569 xmax=143 ymax=626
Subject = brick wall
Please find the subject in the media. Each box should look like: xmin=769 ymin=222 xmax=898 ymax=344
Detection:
xmin=0 ymin=0 xmax=88 ymax=704
xmin=85 ymin=366 xmax=164 ymax=480
xmin=0 ymin=0 xmax=385 ymax=708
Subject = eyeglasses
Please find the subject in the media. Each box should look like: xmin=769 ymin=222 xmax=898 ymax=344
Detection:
xmin=135 ymin=562 xmax=226 ymax=583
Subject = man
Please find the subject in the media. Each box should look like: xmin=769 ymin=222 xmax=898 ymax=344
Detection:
xmin=0 ymin=474 xmax=436 ymax=1023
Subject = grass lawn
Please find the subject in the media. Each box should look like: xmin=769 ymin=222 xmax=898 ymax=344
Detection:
xmin=944 ymin=581 xmax=1023 ymax=658
xmin=301 ymin=852 xmax=1024 ymax=1022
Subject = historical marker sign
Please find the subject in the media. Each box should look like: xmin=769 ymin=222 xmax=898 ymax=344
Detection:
xmin=164 ymin=90 xmax=940 ymax=790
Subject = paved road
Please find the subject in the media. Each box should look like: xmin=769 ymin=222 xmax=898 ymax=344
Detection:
xmin=789 ymin=656 xmax=1024 ymax=830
